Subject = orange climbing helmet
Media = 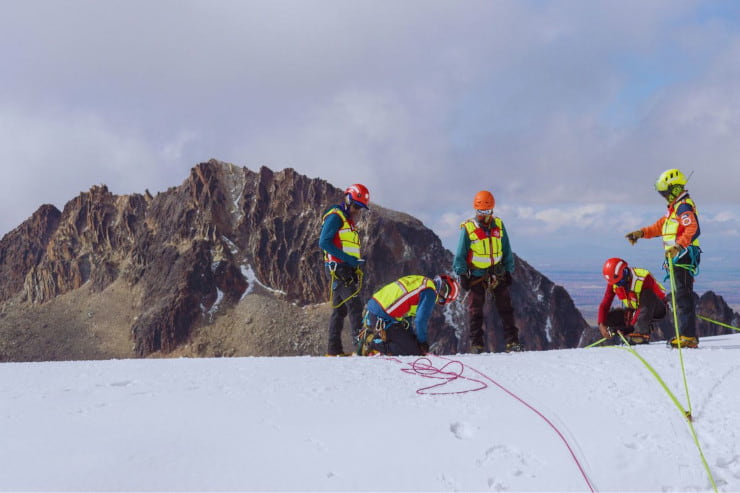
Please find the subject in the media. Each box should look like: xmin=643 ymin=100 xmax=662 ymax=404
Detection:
xmin=473 ymin=190 xmax=495 ymax=212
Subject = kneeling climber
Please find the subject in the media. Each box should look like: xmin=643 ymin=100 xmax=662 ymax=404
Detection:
xmin=358 ymin=275 xmax=459 ymax=356
xmin=598 ymin=257 xmax=667 ymax=345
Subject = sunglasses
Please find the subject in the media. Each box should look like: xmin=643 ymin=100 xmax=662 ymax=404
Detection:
xmin=475 ymin=209 xmax=493 ymax=216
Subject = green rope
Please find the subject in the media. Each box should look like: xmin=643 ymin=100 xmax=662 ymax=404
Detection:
xmin=615 ymin=332 xmax=718 ymax=492
xmin=585 ymin=337 xmax=607 ymax=349
xmin=616 ymin=332 xmax=688 ymax=417
xmin=667 ymin=255 xmax=693 ymax=417
xmin=698 ymin=315 xmax=740 ymax=332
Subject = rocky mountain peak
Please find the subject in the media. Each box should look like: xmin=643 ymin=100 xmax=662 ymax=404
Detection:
xmin=1 ymin=160 xmax=736 ymax=361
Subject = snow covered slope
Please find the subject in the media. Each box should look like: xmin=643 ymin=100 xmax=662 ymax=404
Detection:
xmin=2 ymin=334 xmax=739 ymax=491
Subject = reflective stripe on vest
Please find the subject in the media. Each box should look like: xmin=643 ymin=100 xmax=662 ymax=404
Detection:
xmin=661 ymin=195 xmax=700 ymax=251
xmin=462 ymin=218 xmax=503 ymax=269
xmin=322 ymin=207 xmax=361 ymax=262
xmin=613 ymin=268 xmax=649 ymax=310
xmin=372 ymin=275 xmax=436 ymax=320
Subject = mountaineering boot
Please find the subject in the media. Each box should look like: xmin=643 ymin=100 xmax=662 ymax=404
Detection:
xmin=470 ymin=344 xmax=485 ymax=354
xmin=668 ymin=335 xmax=699 ymax=349
xmin=626 ymin=333 xmax=650 ymax=345
xmin=356 ymin=330 xmax=376 ymax=356
xmin=505 ymin=342 xmax=524 ymax=353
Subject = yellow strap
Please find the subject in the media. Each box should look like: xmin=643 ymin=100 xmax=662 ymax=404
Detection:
xmin=328 ymin=267 xmax=364 ymax=309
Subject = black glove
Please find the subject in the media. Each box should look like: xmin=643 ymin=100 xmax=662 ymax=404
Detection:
xmin=458 ymin=274 xmax=471 ymax=291
xmin=419 ymin=341 xmax=430 ymax=355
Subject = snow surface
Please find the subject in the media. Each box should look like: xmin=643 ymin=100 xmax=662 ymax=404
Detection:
xmin=2 ymin=334 xmax=740 ymax=492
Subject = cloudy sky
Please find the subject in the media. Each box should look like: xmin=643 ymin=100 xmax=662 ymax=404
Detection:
xmin=2 ymin=0 xmax=739 ymax=277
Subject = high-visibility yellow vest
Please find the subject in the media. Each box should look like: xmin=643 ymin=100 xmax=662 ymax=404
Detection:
xmin=321 ymin=207 xmax=360 ymax=262
xmin=661 ymin=196 xmax=700 ymax=251
xmin=461 ymin=218 xmax=504 ymax=269
xmin=613 ymin=268 xmax=653 ymax=310
xmin=372 ymin=275 xmax=436 ymax=320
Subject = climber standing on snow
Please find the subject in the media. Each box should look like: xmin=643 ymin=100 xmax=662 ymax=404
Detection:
xmin=453 ymin=190 xmax=522 ymax=353
xmin=319 ymin=184 xmax=370 ymax=356
xmin=598 ymin=258 xmax=667 ymax=345
xmin=625 ymin=168 xmax=701 ymax=348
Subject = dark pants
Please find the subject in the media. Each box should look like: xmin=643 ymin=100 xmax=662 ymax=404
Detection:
xmin=633 ymin=288 xmax=667 ymax=334
xmin=468 ymin=279 xmax=519 ymax=348
xmin=672 ymin=264 xmax=697 ymax=338
xmin=379 ymin=325 xmax=423 ymax=356
xmin=606 ymin=288 xmax=666 ymax=335
xmin=326 ymin=265 xmax=363 ymax=354
xmin=362 ymin=311 xmax=421 ymax=356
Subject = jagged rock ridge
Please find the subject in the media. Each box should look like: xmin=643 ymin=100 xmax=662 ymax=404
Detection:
xmin=0 ymin=160 xmax=735 ymax=360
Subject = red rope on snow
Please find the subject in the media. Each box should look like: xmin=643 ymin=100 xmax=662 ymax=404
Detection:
xmin=400 ymin=357 xmax=489 ymax=395
xmin=433 ymin=355 xmax=597 ymax=493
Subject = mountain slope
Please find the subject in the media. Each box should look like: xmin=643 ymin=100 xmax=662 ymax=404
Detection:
xmin=0 ymin=160 xmax=734 ymax=361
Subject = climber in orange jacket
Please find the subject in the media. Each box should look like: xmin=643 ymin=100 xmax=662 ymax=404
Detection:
xmin=625 ymin=168 xmax=701 ymax=348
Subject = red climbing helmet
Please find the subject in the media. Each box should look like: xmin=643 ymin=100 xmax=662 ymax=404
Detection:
xmin=345 ymin=184 xmax=370 ymax=209
xmin=434 ymin=275 xmax=460 ymax=305
xmin=602 ymin=257 xmax=629 ymax=285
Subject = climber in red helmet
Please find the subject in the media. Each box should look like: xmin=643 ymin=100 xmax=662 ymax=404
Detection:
xmin=598 ymin=257 xmax=667 ymax=345
xmin=319 ymin=183 xmax=370 ymax=356
xmin=357 ymin=274 xmax=460 ymax=356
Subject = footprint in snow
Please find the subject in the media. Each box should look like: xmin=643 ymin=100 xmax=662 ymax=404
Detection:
xmin=450 ymin=421 xmax=476 ymax=440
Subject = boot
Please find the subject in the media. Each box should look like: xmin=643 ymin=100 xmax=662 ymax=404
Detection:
xmin=505 ymin=342 xmax=525 ymax=353
xmin=470 ymin=344 xmax=485 ymax=354
xmin=668 ymin=335 xmax=699 ymax=348
xmin=626 ymin=333 xmax=650 ymax=345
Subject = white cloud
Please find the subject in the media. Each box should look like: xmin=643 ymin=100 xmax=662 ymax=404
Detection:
xmin=2 ymin=0 xmax=740 ymax=277
xmin=0 ymin=106 xmax=193 ymax=235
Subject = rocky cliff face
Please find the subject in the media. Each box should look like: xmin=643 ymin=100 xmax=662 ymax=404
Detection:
xmin=1 ymin=160 xmax=735 ymax=361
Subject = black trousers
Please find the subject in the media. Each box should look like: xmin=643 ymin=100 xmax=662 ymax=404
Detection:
xmin=326 ymin=265 xmax=363 ymax=354
xmin=362 ymin=312 xmax=421 ymax=356
xmin=468 ymin=279 xmax=519 ymax=347
xmin=380 ymin=325 xmax=423 ymax=356
xmin=605 ymin=288 xmax=667 ymax=334
xmin=672 ymin=265 xmax=697 ymax=338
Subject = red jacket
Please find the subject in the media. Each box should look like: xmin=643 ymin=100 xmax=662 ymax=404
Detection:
xmin=597 ymin=272 xmax=665 ymax=326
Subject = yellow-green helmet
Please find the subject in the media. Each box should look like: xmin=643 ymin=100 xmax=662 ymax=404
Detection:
xmin=655 ymin=168 xmax=687 ymax=201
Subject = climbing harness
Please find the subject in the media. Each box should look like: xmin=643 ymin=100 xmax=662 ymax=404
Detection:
xmin=662 ymin=244 xmax=701 ymax=281
xmin=327 ymin=261 xmax=364 ymax=309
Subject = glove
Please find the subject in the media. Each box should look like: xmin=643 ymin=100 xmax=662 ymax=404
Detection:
xmin=418 ymin=341 xmax=429 ymax=355
xmin=625 ymin=230 xmax=643 ymax=245
xmin=458 ymin=274 xmax=471 ymax=291
xmin=598 ymin=324 xmax=612 ymax=339
xmin=665 ymin=244 xmax=683 ymax=259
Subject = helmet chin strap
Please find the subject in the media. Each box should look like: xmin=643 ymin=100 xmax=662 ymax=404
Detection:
xmin=477 ymin=214 xmax=493 ymax=224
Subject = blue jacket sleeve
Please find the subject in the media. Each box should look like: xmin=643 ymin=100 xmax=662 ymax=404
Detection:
xmin=500 ymin=221 xmax=515 ymax=273
xmin=318 ymin=211 xmax=358 ymax=266
xmin=452 ymin=227 xmax=471 ymax=276
xmin=413 ymin=289 xmax=437 ymax=343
